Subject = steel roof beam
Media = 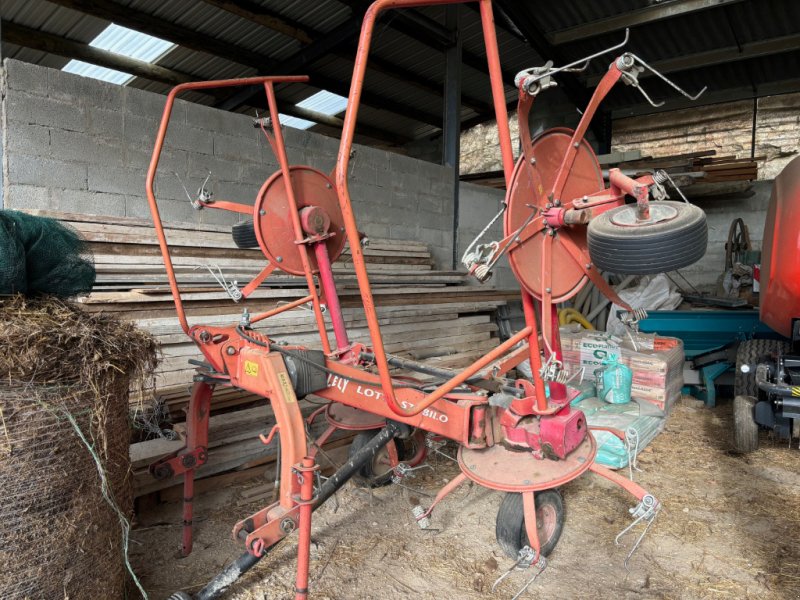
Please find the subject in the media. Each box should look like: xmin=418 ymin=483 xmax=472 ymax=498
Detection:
xmin=198 ymin=0 xmax=313 ymax=43
xmin=549 ymin=0 xmax=746 ymax=46
xmin=201 ymin=0 xmax=492 ymax=115
xmin=43 ymin=0 xmax=441 ymax=129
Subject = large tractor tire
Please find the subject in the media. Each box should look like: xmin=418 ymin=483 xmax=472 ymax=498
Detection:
xmin=734 ymin=338 xmax=790 ymax=397
xmin=733 ymin=395 xmax=760 ymax=453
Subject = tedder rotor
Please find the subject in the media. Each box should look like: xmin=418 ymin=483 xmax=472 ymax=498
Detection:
xmin=144 ymin=2 xmax=708 ymax=598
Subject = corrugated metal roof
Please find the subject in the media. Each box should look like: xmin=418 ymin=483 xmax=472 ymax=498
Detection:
xmin=2 ymin=0 xmax=798 ymax=147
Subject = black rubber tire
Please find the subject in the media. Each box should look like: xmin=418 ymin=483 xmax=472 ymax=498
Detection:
xmin=495 ymin=489 xmax=564 ymax=559
xmin=733 ymin=395 xmax=760 ymax=453
xmin=734 ymin=338 xmax=790 ymax=397
xmin=231 ymin=220 xmax=259 ymax=249
xmin=348 ymin=431 xmax=415 ymax=487
xmin=587 ymin=201 xmax=708 ymax=274
xmin=167 ymin=593 xmax=193 ymax=600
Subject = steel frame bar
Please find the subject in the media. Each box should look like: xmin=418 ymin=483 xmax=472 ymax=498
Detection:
xmin=263 ymin=82 xmax=334 ymax=356
xmin=180 ymin=381 xmax=214 ymax=556
xmin=333 ymin=0 xmax=517 ymax=419
xmin=251 ymin=295 xmax=314 ymax=324
xmin=522 ymin=491 xmax=541 ymax=555
xmin=145 ymin=75 xmax=309 ymax=334
xmin=551 ymin=66 xmax=623 ymax=202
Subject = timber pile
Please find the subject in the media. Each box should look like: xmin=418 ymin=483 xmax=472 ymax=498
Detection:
xmin=616 ymin=149 xmax=760 ymax=186
xmin=23 ymin=210 xmax=516 ymax=497
xmin=461 ymin=149 xmax=760 ymax=197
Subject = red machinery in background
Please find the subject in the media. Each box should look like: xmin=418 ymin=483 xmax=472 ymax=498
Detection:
xmin=145 ymin=2 xmax=708 ymax=599
xmin=733 ymin=156 xmax=800 ymax=452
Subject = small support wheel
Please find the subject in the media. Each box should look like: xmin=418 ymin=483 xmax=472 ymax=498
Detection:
xmin=496 ymin=489 xmax=564 ymax=559
xmin=231 ymin=220 xmax=259 ymax=249
xmin=348 ymin=430 xmax=421 ymax=487
xmin=733 ymin=395 xmax=759 ymax=453
xmin=167 ymin=592 xmax=193 ymax=600
xmin=587 ymin=201 xmax=707 ymax=274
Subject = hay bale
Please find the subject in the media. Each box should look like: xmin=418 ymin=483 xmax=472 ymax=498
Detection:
xmin=0 ymin=295 xmax=157 ymax=599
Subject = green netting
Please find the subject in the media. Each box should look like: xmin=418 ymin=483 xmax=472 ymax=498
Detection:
xmin=0 ymin=211 xmax=95 ymax=298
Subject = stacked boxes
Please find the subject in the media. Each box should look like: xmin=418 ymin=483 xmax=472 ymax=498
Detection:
xmin=560 ymin=327 xmax=684 ymax=412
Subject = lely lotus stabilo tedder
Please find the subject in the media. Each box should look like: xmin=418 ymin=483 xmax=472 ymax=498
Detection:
xmin=145 ymin=2 xmax=708 ymax=598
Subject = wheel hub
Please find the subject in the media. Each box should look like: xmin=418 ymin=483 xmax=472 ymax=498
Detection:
xmin=609 ymin=202 xmax=678 ymax=227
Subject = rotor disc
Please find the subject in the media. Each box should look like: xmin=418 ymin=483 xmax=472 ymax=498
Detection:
xmin=504 ymin=128 xmax=606 ymax=302
xmin=253 ymin=166 xmax=345 ymax=276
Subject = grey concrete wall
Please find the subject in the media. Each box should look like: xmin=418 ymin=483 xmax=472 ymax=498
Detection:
xmin=0 ymin=59 xmax=456 ymax=269
xmin=677 ymin=181 xmax=773 ymax=293
xmin=456 ymin=181 xmax=516 ymax=289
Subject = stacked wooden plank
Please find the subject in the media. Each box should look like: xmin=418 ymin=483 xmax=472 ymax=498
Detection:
xmin=617 ymin=150 xmax=760 ymax=185
xmin=23 ymin=210 xmax=516 ymax=498
xmin=461 ymin=149 xmax=760 ymax=196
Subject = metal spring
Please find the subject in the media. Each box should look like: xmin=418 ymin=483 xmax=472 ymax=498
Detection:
xmin=652 ymin=170 xmax=669 ymax=185
xmin=473 ymin=264 xmax=491 ymax=282
xmin=623 ymin=308 xmax=648 ymax=323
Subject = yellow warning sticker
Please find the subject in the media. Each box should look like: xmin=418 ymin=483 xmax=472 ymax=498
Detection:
xmin=244 ymin=360 xmax=259 ymax=377
xmin=277 ymin=372 xmax=297 ymax=403
xmin=792 ymin=386 xmax=800 ymax=397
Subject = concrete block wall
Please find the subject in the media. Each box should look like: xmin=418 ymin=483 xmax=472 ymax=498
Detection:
xmin=677 ymin=181 xmax=772 ymax=293
xmin=457 ymin=182 xmax=516 ymax=289
xmin=0 ymin=59 xmax=456 ymax=269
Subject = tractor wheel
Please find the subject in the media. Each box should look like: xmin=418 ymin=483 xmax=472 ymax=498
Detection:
xmin=231 ymin=220 xmax=259 ymax=249
xmin=495 ymin=489 xmax=564 ymax=559
xmin=734 ymin=339 xmax=790 ymax=396
xmin=733 ymin=395 xmax=759 ymax=453
xmin=348 ymin=431 xmax=420 ymax=487
xmin=587 ymin=201 xmax=707 ymax=274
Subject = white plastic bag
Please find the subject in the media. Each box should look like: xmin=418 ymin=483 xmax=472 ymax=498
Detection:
xmin=606 ymin=274 xmax=681 ymax=336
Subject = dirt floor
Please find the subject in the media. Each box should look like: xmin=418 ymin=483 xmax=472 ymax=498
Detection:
xmin=131 ymin=396 xmax=800 ymax=600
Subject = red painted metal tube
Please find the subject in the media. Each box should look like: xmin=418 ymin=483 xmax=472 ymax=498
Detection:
xmin=263 ymin=82 xmax=333 ymax=356
xmin=521 ymin=292 xmax=548 ymax=413
xmin=181 ymin=471 xmax=195 ymax=556
xmin=250 ymin=295 xmax=314 ymax=324
xmin=551 ymin=66 xmax=622 ymax=201
xmin=294 ymin=457 xmax=317 ymax=600
xmin=478 ymin=0 xmax=515 ymax=182
xmin=333 ymin=0 xmax=516 ymax=418
xmin=145 ymin=75 xmax=309 ymax=334
xmin=313 ymin=240 xmax=351 ymax=356
xmin=589 ymin=462 xmax=650 ymax=501
xmin=180 ymin=381 xmax=214 ymax=556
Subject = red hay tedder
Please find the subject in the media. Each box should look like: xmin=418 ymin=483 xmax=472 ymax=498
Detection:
xmin=144 ymin=2 xmax=709 ymax=598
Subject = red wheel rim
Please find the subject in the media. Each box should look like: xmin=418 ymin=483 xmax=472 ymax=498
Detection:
xmin=536 ymin=503 xmax=557 ymax=544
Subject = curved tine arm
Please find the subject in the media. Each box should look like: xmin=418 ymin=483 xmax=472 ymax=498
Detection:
xmin=522 ymin=28 xmax=630 ymax=87
xmin=629 ymin=53 xmax=707 ymax=101
xmin=145 ymin=75 xmax=309 ymax=334
xmin=631 ymin=82 xmax=666 ymax=108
